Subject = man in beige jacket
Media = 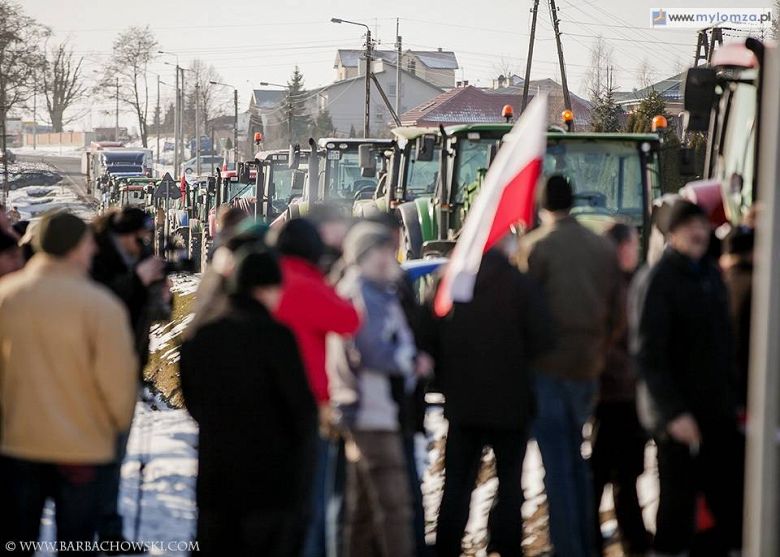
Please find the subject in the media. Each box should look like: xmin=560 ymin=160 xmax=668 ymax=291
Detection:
xmin=0 ymin=211 xmax=138 ymax=553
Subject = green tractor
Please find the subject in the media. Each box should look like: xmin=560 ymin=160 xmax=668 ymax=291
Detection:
xmin=255 ymin=147 xmax=309 ymax=223
xmin=353 ymin=127 xmax=441 ymax=220
xmin=396 ymin=122 xmax=665 ymax=259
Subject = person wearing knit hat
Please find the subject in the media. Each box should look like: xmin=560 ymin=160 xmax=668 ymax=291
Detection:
xmin=180 ymin=246 xmax=317 ymax=556
xmin=90 ymin=206 xmax=165 ymax=549
xmin=515 ymin=174 xmax=622 ymax=557
xmin=329 ymin=220 xmax=417 ymax=556
xmin=273 ymin=217 xmax=360 ymax=556
xmin=630 ymin=204 xmax=743 ymax=554
xmin=0 ymin=209 xmax=137 ymax=553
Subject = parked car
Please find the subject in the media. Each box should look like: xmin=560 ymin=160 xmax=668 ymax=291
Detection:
xmin=180 ymin=155 xmax=223 ymax=175
xmin=0 ymin=149 xmax=16 ymax=164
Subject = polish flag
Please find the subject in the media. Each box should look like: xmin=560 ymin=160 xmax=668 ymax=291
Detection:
xmin=433 ymin=93 xmax=548 ymax=317
xmin=179 ymin=174 xmax=188 ymax=196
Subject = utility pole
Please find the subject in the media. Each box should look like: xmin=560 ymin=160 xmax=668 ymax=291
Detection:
xmin=548 ymin=0 xmax=572 ymax=111
xmin=233 ymin=89 xmax=238 ymax=165
xmin=156 ymin=75 xmax=160 ymax=165
xmin=1 ymin=75 xmax=7 ymax=205
xmin=115 ymin=76 xmax=120 ymax=142
xmin=522 ymin=0 xmax=540 ymax=111
xmin=173 ymin=65 xmax=180 ymax=174
xmin=364 ymin=28 xmax=372 ymax=138
xmin=395 ymin=19 xmax=402 ymax=118
xmin=32 ymin=81 xmax=37 ymax=150
xmin=195 ymin=82 xmax=201 ymax=175
xmin=179 ymin=68 xmax=185 ymax=172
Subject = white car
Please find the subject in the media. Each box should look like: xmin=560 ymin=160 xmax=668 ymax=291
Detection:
xmin=180 ymin=155 xmax=223 ymax=175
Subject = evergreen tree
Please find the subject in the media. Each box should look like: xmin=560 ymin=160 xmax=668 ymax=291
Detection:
xmin=312 ymin=109 xmax=335 ymax=138
xmin=590 ymin=86 xmax=622 ymax=132
xmin=626 ymin=90 xmax=668 ymax=133
xmin=285 ymin=66 xmax=311 ymax=145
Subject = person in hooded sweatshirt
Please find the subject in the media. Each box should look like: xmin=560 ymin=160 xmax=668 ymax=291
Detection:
xmin=180 ymin=249 xmax=317 ymax=557
xmin=328 ymin=221 xmax=419 ymax=557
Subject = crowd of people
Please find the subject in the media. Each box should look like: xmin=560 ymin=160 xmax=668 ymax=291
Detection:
xmin=0 ymin=173 xmax=752 ymax=557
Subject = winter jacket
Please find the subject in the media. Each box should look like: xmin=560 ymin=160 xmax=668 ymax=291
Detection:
xmin=723 ymin=261 xmax=752 ymax=407
xmin=328 ymin=269 xmax=416 ymax=432
xmin=180 ymin=295 xmax=317 ymax=511
xmin=0 ymin=255 xmax=138 ymax=463
xmin=275 ymin=256 xmax=361 ymax=403
xmin=91 ymin=229 xmax=154 ymax=372
xmin=630 ymin=248 xmax=737 ymax=434
xmin=599 ymin=272 xmax=635 ymax=402
xmin=425 ymin=250 xmax=555 ymax=429
xmin=516 ymin=216 xmax=621 ymax=380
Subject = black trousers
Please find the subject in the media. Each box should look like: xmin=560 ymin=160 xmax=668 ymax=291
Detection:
xmin=591 ymin=400 xmax=650 ymax=554
xmin=654 ymin=419 xmax=744 ymax=555
xmin=0 ymin=456 xmax=111 ymax=557
xmin=435 ymin=424 xmax=528 ymax=557
xmin=197 ymin=507 xmax=298 ymax=557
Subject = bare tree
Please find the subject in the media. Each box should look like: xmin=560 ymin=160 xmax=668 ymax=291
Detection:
xmin=0 ymin=0 xmax=48 ymax=196
xmin=183 ymin=59 xmax=224 ymax=135
xmin=41 ymin=41 xmax=86 ymax=132
xmin=635 ymin=58 xmax=657 ymax=90
xmin=583 ymin=36 xmax=614 ymax=102
xmin=100 ymin=25 xmax=158 ymax=147
xmin=774 ymin=0 xmax=780 ymax=39
xmin=493 ymin=56 xmax=519 ymax=86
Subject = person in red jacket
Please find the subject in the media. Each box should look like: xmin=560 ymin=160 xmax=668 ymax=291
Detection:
xmin=274 ymin=217 xmax=360 ymax=557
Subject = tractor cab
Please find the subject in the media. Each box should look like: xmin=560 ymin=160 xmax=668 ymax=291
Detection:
xmin=113 ymin=177 xmax=156 ymax=209
xmin=312 ymin=137 xmax=393 ymax=206
xmin=255 ymin=147 xmax=310 ymax=222
xmin=682 ymin=39 xmax=761 ymax=225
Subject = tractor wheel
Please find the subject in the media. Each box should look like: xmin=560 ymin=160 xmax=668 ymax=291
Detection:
xmin=397 ymin=203 xmax=423 ymax=261
xmin=189 ymin=220 xmax=202 ymax=273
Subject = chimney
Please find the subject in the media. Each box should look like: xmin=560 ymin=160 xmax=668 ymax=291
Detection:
xmin=438 ymin=47 xmax=443 ymax=52
xmin=456 ymin=81 xmax=462 ymax=88
xmin=463 ymin=80 xmax=469 ymax=87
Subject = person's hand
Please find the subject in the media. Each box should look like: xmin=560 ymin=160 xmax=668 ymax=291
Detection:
xmin=415 ymin=351 xmax=434 ymax=377
xmin=667 ymin=413 xmax=701 ymax=449
xmin=135 ymin=257 xmax=165 ymax=286
xmin=318 ymin=403 xmax=338 ymax=440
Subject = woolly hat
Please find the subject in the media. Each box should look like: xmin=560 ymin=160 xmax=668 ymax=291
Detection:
xmin=342 ymin=221 xmax=394 ymax=265
xmin=34 ymin=211 xmax=88 ymax=257
xmin=228 ymin=249 xmax=282 ymax=295
xmin=276 ymin=218 xmax=324 ymax=265
xmin=540 ymin=175 xmax=573 ymax=212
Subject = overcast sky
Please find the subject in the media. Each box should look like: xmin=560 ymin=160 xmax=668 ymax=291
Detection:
xmin=19 ymin=0 xmax=772 ymax=131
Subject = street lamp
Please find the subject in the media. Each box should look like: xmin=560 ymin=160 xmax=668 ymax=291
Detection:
xmin=210 ymin=81 xmax=239 ymax=167
xmin=159 ymin=51 xmax=183 ymax=173
xmin=331 ymin=17 xmax=372 ymax=137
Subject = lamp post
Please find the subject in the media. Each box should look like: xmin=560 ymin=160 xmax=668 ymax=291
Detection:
xmin=331 ymin=17 xmax=372 ymax=138
xmin=210 ymin=81 xmax=239 ymax=167
xmin=159 ymin=51 xmax=182 ymax=173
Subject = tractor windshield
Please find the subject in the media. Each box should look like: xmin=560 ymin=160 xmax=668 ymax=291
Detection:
xmin=323 ymin=149 xmax=379 ymax=200
xmin=716 ymin=73 xmax=757 ymax=220
xmin=544 ymin=140 xmax=645 ymax=225
xmin=453 ymin=137 xmax=498 ymax=203
xmin=406 ymin=147 xmax=440 ymax=197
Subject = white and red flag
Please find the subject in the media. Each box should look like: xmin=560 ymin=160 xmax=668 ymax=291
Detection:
xmin=433 ymin=93 xmax=548 ymax=317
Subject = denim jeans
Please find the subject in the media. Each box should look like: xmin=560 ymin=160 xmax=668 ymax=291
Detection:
xmin=98 ymin=430 xmax=131 ymax=541
xmin=0 ymin=456 xmax=111 ymax=556
xmin=304 ymin=436 xmax=346 ymax=557
xmin=533 ymin=373 xmax=598 ymax=557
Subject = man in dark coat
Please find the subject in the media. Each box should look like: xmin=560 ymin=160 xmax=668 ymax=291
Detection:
xmin=591 ymin=223 xmax=650 ymax=556
xmin=180 ymin=249 xmax=317 ymax=557
xmin=631 ymin=200 xmax=743 ymax=556
xmin=90 ymin=207 xmax=165 ymax=550
xmin=429 ymin=245 xmax=554 ymax=557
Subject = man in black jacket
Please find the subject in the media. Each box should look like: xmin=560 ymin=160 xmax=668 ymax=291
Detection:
xmin=429 ymin=245 xmax=554 ymax=557
xmin=631 ymin=200 xmax=743 ymax=556
xmin=180 ymin=249 xmax=317 ymax=557
xmin=90 ymin=207 xmax=165 ymax=550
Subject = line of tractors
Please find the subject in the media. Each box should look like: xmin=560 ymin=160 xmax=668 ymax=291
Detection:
xmin=99 ymin=36 xmax=760 ymax=274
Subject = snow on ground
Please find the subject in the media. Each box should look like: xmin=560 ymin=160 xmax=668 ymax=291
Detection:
xmin=11 ymin=146 xmax=84 ymax=159
xmin=4 ymin=161 xmax=95 ymax=221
